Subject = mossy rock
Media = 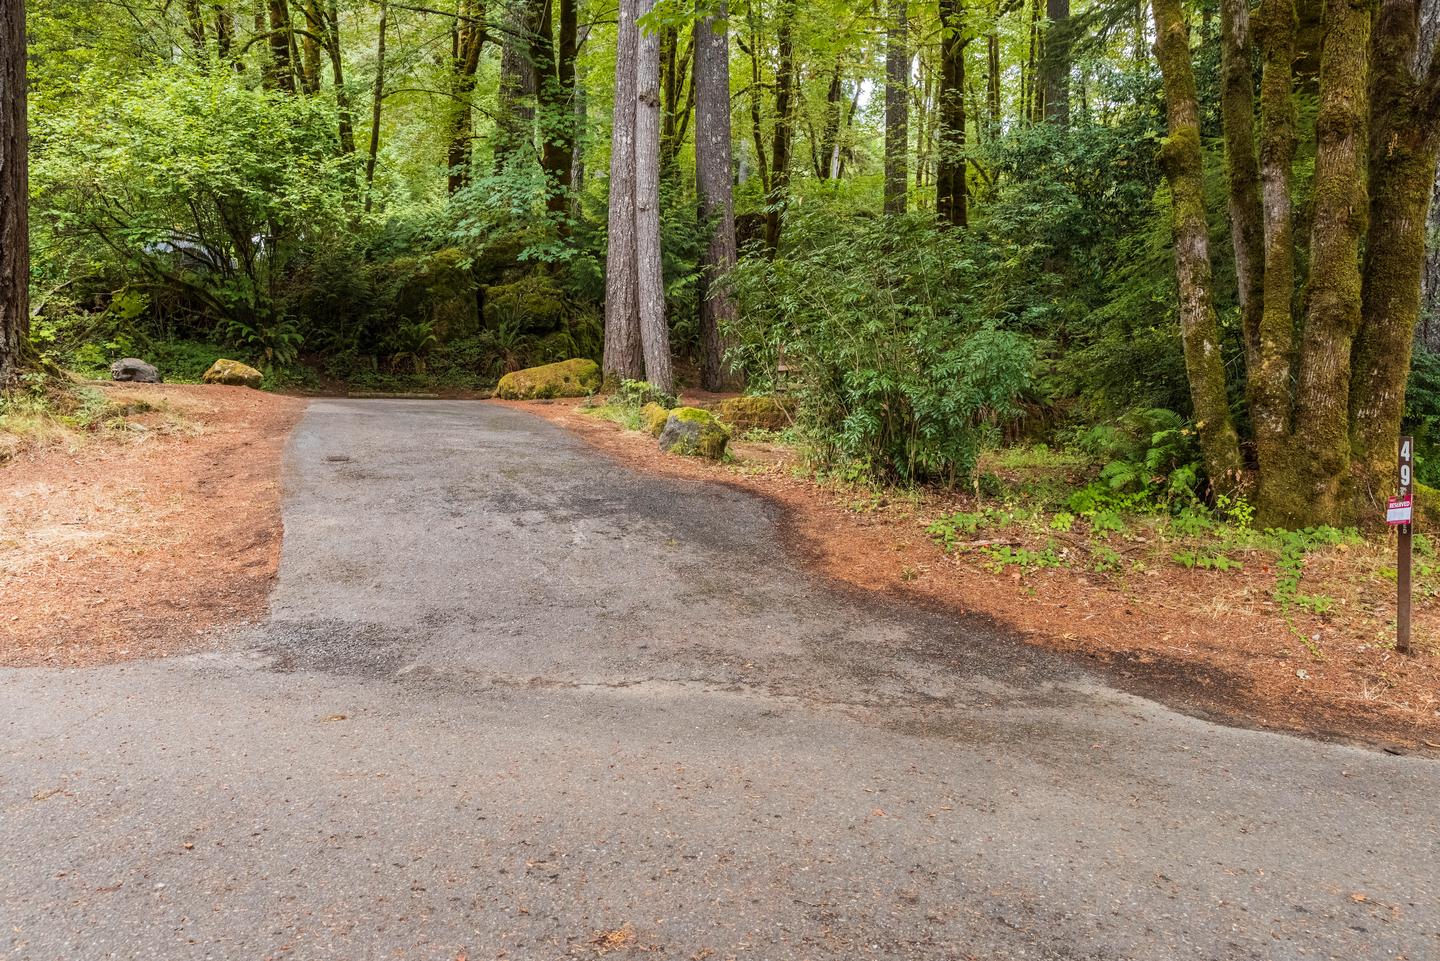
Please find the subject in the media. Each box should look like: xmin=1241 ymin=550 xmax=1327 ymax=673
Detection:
xmin=641 ymin=402 xmax=670 ymax=437
xmin=483 ymin=274 xmax=568 ymax=334
xmin=717 ymin=395 xmax=794 ymax=432
xmin=202 ymin=358 xmax=263 ymax=388
xmin=658 ymin=407 xmax=729 ymax=459
xmin=495 ymin=358 xmax=601 ymax=400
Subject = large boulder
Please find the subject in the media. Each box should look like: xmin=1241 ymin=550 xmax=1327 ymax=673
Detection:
xmin=717 ymin=395 xmax=793 ymax=432
xmin=202 ymin=358 xmax=264 ymax=388
xmin=495 ymin=358 xmax=601 ymax=400
xmin=109 ymin=358 xmax=161 ymax=383
xmin=658 ymin=407 xmax=729 ymax=460
xmin=640 ymin=402 xmax=671 ymax=437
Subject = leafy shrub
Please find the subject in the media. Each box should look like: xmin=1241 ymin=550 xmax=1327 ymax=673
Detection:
xmin=615 ymin=379 xmax=678 ymax=410
xmin=725 ymin=209 xmax=1033 ymax=485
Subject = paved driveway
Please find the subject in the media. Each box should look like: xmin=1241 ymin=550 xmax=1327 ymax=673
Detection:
xmin=2 ymin=399 xmax=1435 ymax=960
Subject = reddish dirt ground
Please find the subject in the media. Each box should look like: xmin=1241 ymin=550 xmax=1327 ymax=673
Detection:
xmin=503 ymin=397 xmax=1440 ymax=753
xmin=0 ymin=384 xmax=306 ymax=667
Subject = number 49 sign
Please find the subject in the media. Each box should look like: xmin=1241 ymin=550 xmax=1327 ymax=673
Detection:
xmin=1393 ymin=437 xmax=1414 ymax=655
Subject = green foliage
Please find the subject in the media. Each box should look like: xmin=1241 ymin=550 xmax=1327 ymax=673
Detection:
xmin=981 ymin=543 xmax=1064 ymax=573
xmin=725 ymin=208 xmax=1033 ymax=486
xmin=1267 ymin=527 xmax=1360 ymax=612
xmin=1089 ymin=543 xmax=1123 ymax=573
xmin=1172 ymin=549 xmax=1243 ymax=572
xmin=615 ymin=379 xmax=678 ymax=410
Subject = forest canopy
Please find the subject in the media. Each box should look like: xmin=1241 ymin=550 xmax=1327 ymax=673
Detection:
xmin=3 ymin=0 xmax=1440 ymax=527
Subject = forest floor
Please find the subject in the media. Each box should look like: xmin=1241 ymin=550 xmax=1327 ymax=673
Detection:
xmin=0 ymin=383 xmax=305 ymax=666
xmin=504 ymin=395 xmax=1440 ymax=753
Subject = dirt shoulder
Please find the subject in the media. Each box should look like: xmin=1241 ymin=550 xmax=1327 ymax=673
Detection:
xmin=0 ymin=384 xmax=306 ymax=667
xmin=503 ymin=397 xmax=1439 ymax=754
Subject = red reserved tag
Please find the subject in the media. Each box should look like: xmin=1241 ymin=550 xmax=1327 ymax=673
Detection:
xmin=1387 ymin=495 xmax=1413 ymax=526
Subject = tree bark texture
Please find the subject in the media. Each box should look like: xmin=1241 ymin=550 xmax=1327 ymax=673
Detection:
xmin=1041 ymin=0 xmax=1070 ymax=123
xmin=446 ymin=0 xmax=486 ymax=193
xmin=1350 ymin=0 xmax=1440 ymax=508
xmin=603 ymin=0 xmax=645 ymax=382
xmin=884 ymin=0 xmax=909 ymax=214
xmin=1288 ymin=0 xmax=1370 ymax=524
xmin=1151 ymin=0 xmax=1246 ymax=493
xmin=364 ymin=0 xmax=388 ymax=211
xmin=634 ymin=0 xmax=673 ymax=393
xmin=765 ymin=0 xmax=796 ymax=249
xmin=1219 ymin=0 xmax=1263 ymax=372
xmin=0 ymin=0 xmax=27 ymax=386
xmin=696 ymin=0 xmax=738 ymax=390
xmin=936 ymin=0 xmax=967 ymax=226
xmin=495 ymin=0 xmax=541 ymax=167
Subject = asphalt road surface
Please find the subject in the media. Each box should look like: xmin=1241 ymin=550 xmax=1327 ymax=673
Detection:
xmin=3 ymin=399 xmax=1436 ymax=961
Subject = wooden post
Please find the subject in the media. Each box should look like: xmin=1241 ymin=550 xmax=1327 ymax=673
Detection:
xmin=1398 ymin=436 xmax=1413 ymax=655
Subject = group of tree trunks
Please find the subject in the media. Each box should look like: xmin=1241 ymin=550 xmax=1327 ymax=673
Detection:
xmin=1154 ymin=0 xmax=1440 ymax=527
xmin=602 ymin=0 xmax=736 ymax=393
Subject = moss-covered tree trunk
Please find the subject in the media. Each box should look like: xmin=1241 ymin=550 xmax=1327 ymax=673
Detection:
xmin=1287 ymin=0 xmax=1371 ymax=525
xmin=1151 ymin=0 xmax=1247 ymax=494
xmin=1350 ymin=0 xmax=1440 ymax=512
xmin=1251 ymin=0 xmax=1300 ymax=524
xmin=0 ymin=0 xmax=27 ymax=387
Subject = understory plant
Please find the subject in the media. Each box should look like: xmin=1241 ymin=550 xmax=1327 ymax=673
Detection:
xmin=724 ymin=209 xmax=1033 ymax=486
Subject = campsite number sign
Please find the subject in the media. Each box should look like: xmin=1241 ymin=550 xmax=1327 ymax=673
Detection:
xmin=1394 ymin=437 xmax=1414 ymax=655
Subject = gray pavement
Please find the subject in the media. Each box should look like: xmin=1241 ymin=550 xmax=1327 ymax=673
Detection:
xmin=2 ymin=398 xmax=1436 ymax=961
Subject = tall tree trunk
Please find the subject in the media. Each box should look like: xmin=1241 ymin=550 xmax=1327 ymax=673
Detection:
xmin=913 ymin=59 xmax=934 ymax=188
xmin=936 ymin=0 xmax=967 ymax=226
xmin=1420 ymin=0 xmax=1440 ymax=348
xmin=604 ymin=0 xmax=645 ymax=382
xmin=1151 ymin=0 xmax=1246 ymax=493
xmin=986 ymin=13 xmax=1001 ymax=133
xmin=1023 ymin=0 xmax=1041 ymax=122
xmin=634 ymin=0 xmax=672 ymax=392
xmin=183 ymin=0 xmax=209 ymax=58
xmin=1219 ymin=0 xmax=1263 ymax=372
xmin=215 ymin=3 xmax=235 ymax=61
xmin=268 ymin=0 xmax=297 ymax=92
xmin=0 ymin=0 xmax=27 ymax=386
xmin=1250 ymin=0 xmax=1299 ymax=522
xmin=322 ymin=1 xmax=356 ymax=153
xmin=817 ymin=62 xmax=843 ymax=180
xmin=740 ymin=3 xmax=769 ymax=194
xmin=495 ymin=0 xmax=541 ymax=166
xmin=1287 ymin=0 xmax=1371 ymax=524
xmin=300 ymin=0 xmax=323 ymax=93
xmin=364 ymin=0 xmax=388 ymax=211
xmin=765 ymin=0 xmax=796 ymax=249
xmin=696 ymin=0 xmax=738 ymax=390
xmin=884 ymin=0 xmax=909 ymax=214
xmin=658 ymin=27 xmax=694 ymax=173
xmin=1350 ymin=0 xmax=1440 ymax=510
xmin=1041 ymin=0 xmax=1070 ymax=123
xmin=446 ymin=0 xmax=485 ymax=194
xmin=538 ymin=0 xmax=578 ymax=215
